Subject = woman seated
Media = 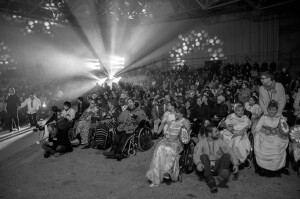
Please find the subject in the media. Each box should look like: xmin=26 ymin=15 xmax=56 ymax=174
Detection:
xmin=146 ymin=106 xmax=190 ymax=187
xmin=156 ymin=100 xmax=177 ymax=136
xmin=253 ymin=100 xmax=289 ymax=177
xmin=74 ymin=99 xmax=101 ymax=148
xmin=244 ymin=95 xmax=262 ymax=122
xmin=221 ymin=104 xmax=252 ymax=168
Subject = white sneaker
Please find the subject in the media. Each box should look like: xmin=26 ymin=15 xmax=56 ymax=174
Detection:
xmin=149 ymin=183 xmax=158 ymax=187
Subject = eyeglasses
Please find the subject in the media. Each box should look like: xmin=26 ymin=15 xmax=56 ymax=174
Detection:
xmin=260 ymin=77 xmax=268 ymax=80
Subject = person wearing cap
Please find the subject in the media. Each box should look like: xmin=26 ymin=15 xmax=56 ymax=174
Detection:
xmin=259 ymin=72 xmax=286 ymax=116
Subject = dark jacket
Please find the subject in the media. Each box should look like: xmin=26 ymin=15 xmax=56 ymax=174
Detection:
xmin=212 ymin=103 xmax=228 ymax=119
xmin=49 ymin=127 xmax=72 ymax=152
xmin=45 ymin=112 xmax=58 ymax=125
xmin=5 ymin=94 xmax=20 ymax=112
xmin=75 ymin=102 xmax=89 ymax=120
xmin=191 ymin=104 xmax=211 ymax=122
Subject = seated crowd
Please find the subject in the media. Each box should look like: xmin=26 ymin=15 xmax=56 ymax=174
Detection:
xmin=1 ymin=61 xmax=300 ymax=194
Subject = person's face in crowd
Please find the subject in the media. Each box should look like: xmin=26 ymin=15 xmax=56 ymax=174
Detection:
xmin=282 ymin=68 xmax=286 ymax=73
xmin=267 ymin=106 xmax=278 ymax=117
xmin=112 ymin=93 xmax=117 ymax=98
xmin=217 ymin=96 xmax=224 ymax=104
xmin=249 ymin=97 xmax=255 ymax=105
xmin=166 ymin=103 xmax=173 ymax=112
xmin=202 ymin=95 xmax=208 ymax=103
xmin=127 ymin=99 xmax=134 ymax=110
xmin=203 ymin=120 xmax=210 ymax=127
xmin=63 ymin=105 xmax=69 ymax=111
xmin=185 ymin=101 xmax=191 ymax=108
xmin=8 ymin=88 xmax=14 ymax=94
xmin=89 ymin=100 xmax=96 ymax=108
xmin=235 ymin=107 xmax=244 ymax=117
xmin=242 ymin=83 xmax=247 ymax=89
xmin=29 ymin=94 xmax=34 ymax=100
xmin=175 ymin=110 xmax=183 ymax=120
xmin=165 ymin=95 xmax=170 ymax=102
xmin=104 ymin=95 xmax=109 ymax=100
xmin=261 ymin=75 xmax=271 ymax=86
xmin=92 ymin=94 xmax=97 ymax=99
xmin=49 ymin=126 xmax=58 ymax=138
xmin=196 ymin=98 xmax=202 ymax=106
xmin=210 ymin=127 xmax=219 ymax=140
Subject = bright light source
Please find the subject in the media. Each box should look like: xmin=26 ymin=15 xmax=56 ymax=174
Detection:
xmin=113 ymin=77 xmax=121 ymax=83
xmin=98 ymin=77 xmax=107 ymax=85
xmin=109 ymin=75 xmax=114 ymax=79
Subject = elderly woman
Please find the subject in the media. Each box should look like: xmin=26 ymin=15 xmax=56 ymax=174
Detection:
xmin=211 ymin=95 xmax=228 ymax=125
xmin=146 ymin=106 xmax=190 ymax=187
xmin=253 ymin=100 xmax=289 ymax=177
xmin=75 ymin=99 xmax=101 ymax=147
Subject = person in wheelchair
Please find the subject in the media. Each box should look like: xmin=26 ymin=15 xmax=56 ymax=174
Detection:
xmin=193 ymin=124 xmax=239 ymax=193
xmin=103 ymin=98 xmax=146 ymax=160
xmin=145 ymin=106 xmax=190 ymax=187
xmin=221 ymin=104 xmax=252 ymax=170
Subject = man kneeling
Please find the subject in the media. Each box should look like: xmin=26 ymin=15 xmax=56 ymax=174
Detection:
xmin=42 ymin=123 xmax=72 ymax=158
xmin=193 ymin=124 xmax=239 ymax=193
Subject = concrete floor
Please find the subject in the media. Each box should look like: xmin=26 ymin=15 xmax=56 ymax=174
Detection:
xmin=0 ymin=137 xmax=299 ymax=199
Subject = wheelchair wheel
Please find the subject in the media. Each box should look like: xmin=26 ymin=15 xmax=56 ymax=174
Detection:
xmin=135 ymin=127 xmax=153 ymax=152
xmin=184 ymin=141 xmax=196 ymax=174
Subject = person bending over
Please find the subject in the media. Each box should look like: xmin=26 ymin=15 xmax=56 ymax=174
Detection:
xmin=42 ymin=123 xmax=72 ymax=158
xmin=193 ymin=124 xmax=239 ymax=193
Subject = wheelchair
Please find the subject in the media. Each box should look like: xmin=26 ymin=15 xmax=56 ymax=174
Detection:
xmin=121 ymin=120 xmax=154 ymax=157
xmin=178 ymin=124 xmax=198 ymax=181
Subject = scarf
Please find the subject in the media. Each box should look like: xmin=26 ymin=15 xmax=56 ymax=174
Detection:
xmin=263 ymin=80 xmax=277 ymax=94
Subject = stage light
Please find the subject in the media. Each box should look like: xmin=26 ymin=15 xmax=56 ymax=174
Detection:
xmin=98 ymin=77 xmax=107 ymax=85
xmin=109 ymin=75 xmax=114 ymax=79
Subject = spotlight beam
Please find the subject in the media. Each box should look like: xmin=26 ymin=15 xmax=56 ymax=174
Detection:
xmin=64 ymin=3 xmax=108 ymax=76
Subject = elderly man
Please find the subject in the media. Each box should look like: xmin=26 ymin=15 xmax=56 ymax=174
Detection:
xmin=259 ymin=72 xmax=286 ymax=116
xmin=103 ymin=98 xmax=146 ymax=161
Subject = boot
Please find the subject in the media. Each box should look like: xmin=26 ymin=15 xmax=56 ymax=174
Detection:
xmin=207 ymin=178 xmax=218 ymax=193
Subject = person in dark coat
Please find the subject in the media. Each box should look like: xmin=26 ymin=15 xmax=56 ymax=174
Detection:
xmin=4 ymin=87 xmax=20 ymax=132
xmin=42 ymin=122 xmax=72 ymax=158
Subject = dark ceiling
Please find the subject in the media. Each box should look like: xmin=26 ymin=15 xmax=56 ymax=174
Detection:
xmin=0 ymin=0 xmax=297 ymax=26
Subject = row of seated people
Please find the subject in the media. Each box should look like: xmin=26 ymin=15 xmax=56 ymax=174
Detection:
xmin=145 ymin=98 xmax=298 ymax=193
xmin=40 ymin=95 xmax=299 ymax=194
xmin=41 ymin=97 xmax=153 ymax=160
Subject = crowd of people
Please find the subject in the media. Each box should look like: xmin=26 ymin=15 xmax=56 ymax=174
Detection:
xmin=1 ymin=61 xmax=300 ymax=194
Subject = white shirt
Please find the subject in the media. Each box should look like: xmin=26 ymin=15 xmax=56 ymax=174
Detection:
xmin=21 ymin=97 xmax=41 ymax=114
xmin=61 ymin=108 xmax=76 ymax=121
